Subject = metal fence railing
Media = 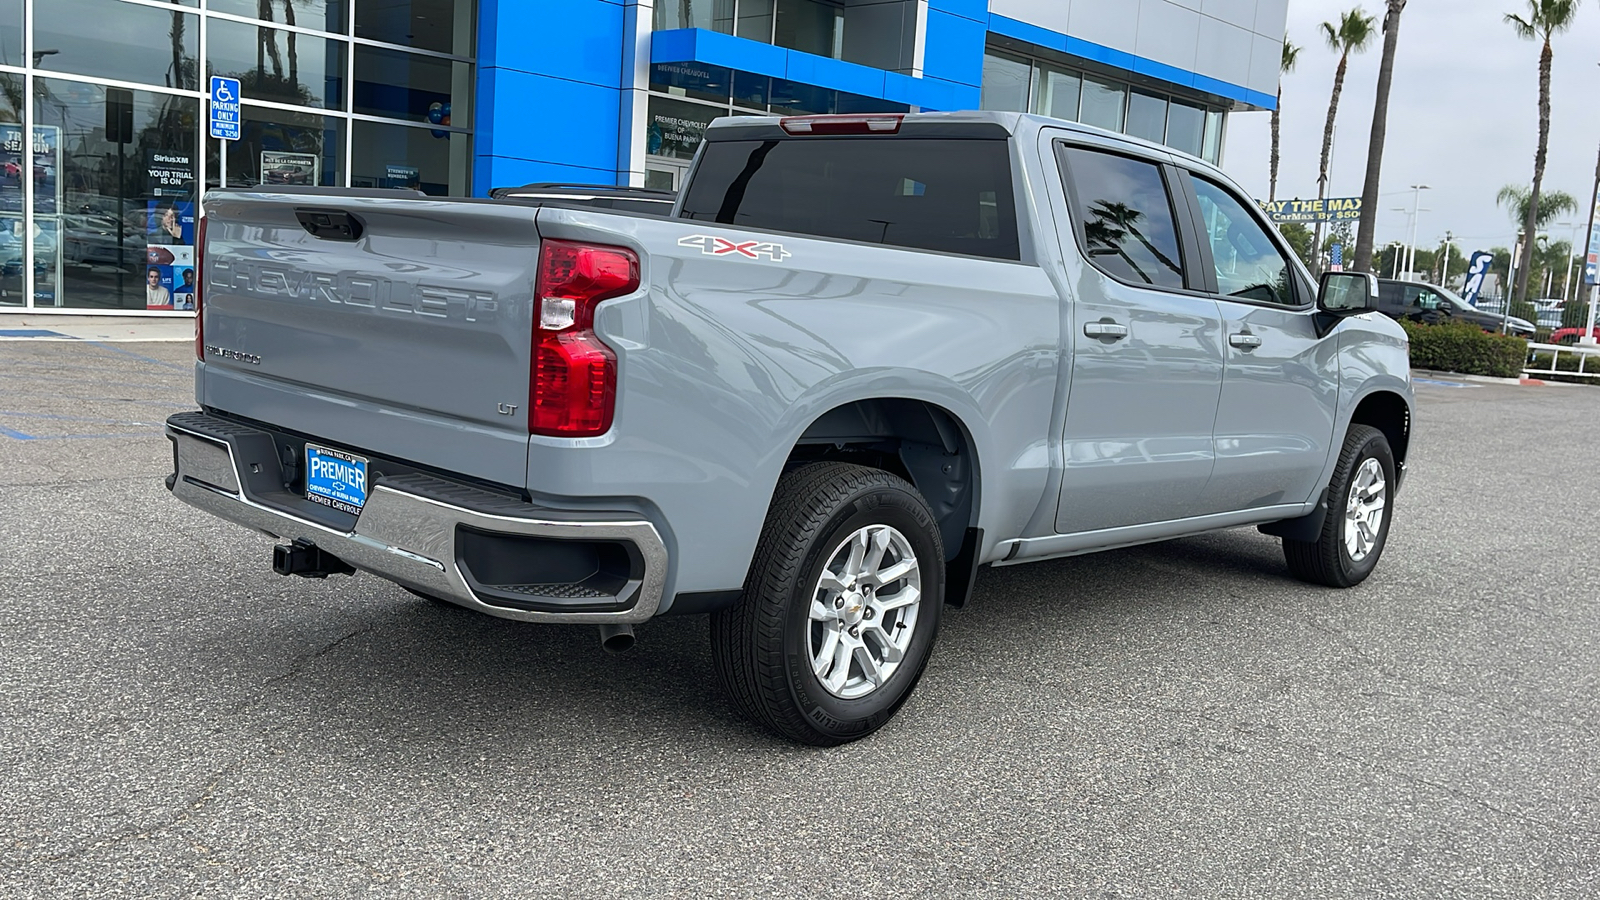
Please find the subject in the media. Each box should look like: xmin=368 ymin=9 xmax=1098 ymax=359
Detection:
xmin=1525 ymin=341 xmax=1600 ymax=381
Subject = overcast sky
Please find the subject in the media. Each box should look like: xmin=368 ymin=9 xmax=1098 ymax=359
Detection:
xmin=1221 ymin=0 xmax=1600 ymax=256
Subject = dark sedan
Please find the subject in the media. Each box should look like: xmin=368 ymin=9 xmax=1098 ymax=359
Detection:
xmin=1376 ymin=279 xmax=1536 ymax=338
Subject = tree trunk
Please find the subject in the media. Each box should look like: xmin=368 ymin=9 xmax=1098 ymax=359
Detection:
xmin=1314 ymin=53 xmax=1350 ymax=267
xmin=1515 ymin=37 xmax=1554 ymax=305
xmin=1353 ymin=1 xmax=1405 ymax=273
xmin=1270 ymin=86 xmax=1282 ymax=203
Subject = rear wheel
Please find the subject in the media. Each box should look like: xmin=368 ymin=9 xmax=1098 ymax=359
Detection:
xmin=1284 ymin=424 xmax=1394 ymax=588
xmin=711 ymin=463 xmax=945 ymax=746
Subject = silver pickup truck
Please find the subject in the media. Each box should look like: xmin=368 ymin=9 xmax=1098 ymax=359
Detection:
xmin=167 ymin=111 xmax=1414 ymax=745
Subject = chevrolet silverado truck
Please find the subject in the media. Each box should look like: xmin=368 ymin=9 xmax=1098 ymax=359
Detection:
xmin=166 ymin=112 xmax=1414 ymax=746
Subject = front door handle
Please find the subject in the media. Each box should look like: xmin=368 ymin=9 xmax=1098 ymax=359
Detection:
xmin=1229 ymin=332 xmax=1263 ymax=350
xmin=1084 ymin=320 xmax=1129 ymax=340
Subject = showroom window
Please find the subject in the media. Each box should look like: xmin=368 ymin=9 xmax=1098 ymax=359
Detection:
xmin=979 ymin=49 xmax=1228 ymax=165
xmin=3 ymin=0 xmax=477 ymax=313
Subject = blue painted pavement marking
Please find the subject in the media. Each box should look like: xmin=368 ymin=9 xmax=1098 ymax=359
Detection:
xmin=1413 ymin=378 xmax=1479 ymax=388
xmin=0 ymin=329 xmax=66 ymax=337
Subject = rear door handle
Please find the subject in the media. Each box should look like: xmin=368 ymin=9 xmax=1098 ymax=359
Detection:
xmin=1084 ymin=320 xmax=1129 ymax=340
xmin=1229 ymin=332 xmax=1263 ymax=350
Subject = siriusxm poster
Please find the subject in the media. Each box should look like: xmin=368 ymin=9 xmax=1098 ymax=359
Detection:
xmin=145 ymin=201 xmax=196 ymax=310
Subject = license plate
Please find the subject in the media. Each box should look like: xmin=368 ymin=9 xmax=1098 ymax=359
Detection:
xmin=305 ymin=444 xmax=368 ymax=515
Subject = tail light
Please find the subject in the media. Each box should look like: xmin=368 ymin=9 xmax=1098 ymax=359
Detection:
xmin=194 ymin=215 xmax=208 ymax=360
xmin=530 ymin=240 xmax=639 ymax=437
xmin=779 ymin=114 xmax=903 ymax=135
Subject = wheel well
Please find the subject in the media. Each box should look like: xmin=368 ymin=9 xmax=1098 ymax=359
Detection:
xmin=1350 ymin=391 xmax=1411 ymax=467
xmin=785 ymin=399 xmax=981 ymax=605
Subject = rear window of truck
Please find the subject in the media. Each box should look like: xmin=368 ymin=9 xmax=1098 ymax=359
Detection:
xmin=679 ymin=138 xmax=1021 ymax=261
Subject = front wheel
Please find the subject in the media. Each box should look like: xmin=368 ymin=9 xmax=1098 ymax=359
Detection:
xmin=711 ymin=463 xmax=945 ymax=746
xmin=1284 ymin=424 xmax=1395 ymax=588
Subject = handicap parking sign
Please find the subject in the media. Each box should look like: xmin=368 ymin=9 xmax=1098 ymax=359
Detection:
xmin=209 ymin=77 xmax=241 ymax=141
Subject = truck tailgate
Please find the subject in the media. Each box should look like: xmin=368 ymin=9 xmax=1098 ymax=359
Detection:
xmin=200 ymin=191 xmax=537 ymax=488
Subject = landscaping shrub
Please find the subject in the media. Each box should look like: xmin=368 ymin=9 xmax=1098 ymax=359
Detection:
xmin=1527 ymin=347 xmax=1600 ymax=383
xmin=1400 ymin=320 xmax=1527 ymax=378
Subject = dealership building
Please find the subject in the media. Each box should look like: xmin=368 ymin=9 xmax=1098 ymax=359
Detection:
xmin=1 ymin=0 xmax=1287 ymax=314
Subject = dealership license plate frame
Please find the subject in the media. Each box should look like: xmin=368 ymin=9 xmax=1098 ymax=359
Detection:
xmin=304 ymin=443 xmax=369 ymax=515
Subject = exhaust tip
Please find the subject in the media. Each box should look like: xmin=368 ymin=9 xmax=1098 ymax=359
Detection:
xmin=598 ymin=623 xmax=635 ymax=654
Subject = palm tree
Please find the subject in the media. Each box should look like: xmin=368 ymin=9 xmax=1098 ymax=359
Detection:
xmin=1496 ymin=184 xmax=1578 ymax=231
xmin=1352 ymin=1 xmax=1407 ymax=274
xmin=1506 ymin=0 xmax=1580 ymax=305
xmin=1314 ymin=9 xmax=1377 ymax=263
xmin=1270 ymin=40 xmax=1301 ymax=203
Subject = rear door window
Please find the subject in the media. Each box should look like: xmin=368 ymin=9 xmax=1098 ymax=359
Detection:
xmin=679 ymin=138 xmax=1020 ymax=260
xmin=1058 ymin=147 xmax=1186 ymax=290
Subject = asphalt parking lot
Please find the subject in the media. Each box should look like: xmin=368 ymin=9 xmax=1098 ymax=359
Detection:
xmin=2 ymin=338 xmax=1597 ymax=898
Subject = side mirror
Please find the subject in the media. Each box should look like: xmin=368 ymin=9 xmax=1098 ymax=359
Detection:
xmin=1318 ymin=271 xmax=1378 ymax=316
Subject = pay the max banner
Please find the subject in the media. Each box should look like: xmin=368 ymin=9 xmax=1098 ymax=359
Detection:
xmin=1259 ymin=197 xmax=1363 ymax=224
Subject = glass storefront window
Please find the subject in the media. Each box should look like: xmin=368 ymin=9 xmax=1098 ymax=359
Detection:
xmin=35 ymin=0 xmax=199 ymax=92
xmin=1167 ymin=101 xmax=1206 ymax=159
xmin=775 ymin=0 xmax=841 ymax=58
xmin=980 ymin=52 xmax=1030 ymax=114
xmin=353 ymin=45 xmax=470 ymax=126
xmin=355 ymin=0 xmax=473 ymax=55
xmin=7 ymin=0 xmax=474 ymax=313
xmin=207 ymin=17 xmax=347 ymax=110
xmin=737 ymin=0 xmax=775 ymax=41
xmin=0 ymin=0 xmax=21 ymax=69
xmin=1079 ymin=76 xmax=1126 ymax=132
xmin=647 ymin=96 xmax=721 ymax=162
xmin=650 ymin=62 xmax=734 ymax=106
xmin=35 ymin=79 xmax=199 ymax=311
xmin=1127 ymin=91 xmax=1167 ymax=144
xmin=655 ymin=0 xmax=734 ymax=33
xmin=1032 ymin=66 xmax=1080 ymax=122
xmin=351 ymin=120 xmax=469 ymax=195
xmin=208 ymin=105 xmax=345 ymax=189
xmin=212 ymin=0 xmax=348 ymax=36
xmin=1202 ymin=110 xmax=1225 ymax=164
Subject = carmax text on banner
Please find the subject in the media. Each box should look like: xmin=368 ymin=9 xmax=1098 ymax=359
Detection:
xmin=1258 ymin=197 xmax=1364 ymax=224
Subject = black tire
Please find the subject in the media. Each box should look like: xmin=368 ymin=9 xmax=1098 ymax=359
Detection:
xmin=1284 ymin=424 xmax=1395 ymax=588
xmin=711 ymin=463 xmax=945 ymax=746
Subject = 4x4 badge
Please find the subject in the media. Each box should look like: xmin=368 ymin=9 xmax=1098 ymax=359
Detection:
xmin=678 ymin=234 xmax=791 ymax=262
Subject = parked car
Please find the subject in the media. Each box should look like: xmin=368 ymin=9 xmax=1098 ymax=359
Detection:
xmin=1376 ymin=279 xmax=1535 ymax=337
xmin=1551 ymin=326 xmax=1600 ymax=344
xmin=168 ymin=111 xmax=1415 ymax=745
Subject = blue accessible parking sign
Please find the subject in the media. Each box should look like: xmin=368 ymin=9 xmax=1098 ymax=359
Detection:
xmin=209 ymin=77 xmax=241 ymax=141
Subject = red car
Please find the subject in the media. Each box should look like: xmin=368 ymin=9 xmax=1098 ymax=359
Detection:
xmin=1550 ymin=326 xmax=1600 ymax=345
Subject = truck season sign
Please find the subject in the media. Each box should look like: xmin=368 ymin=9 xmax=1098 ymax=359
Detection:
xmin=1259 ymin=197 xmax=1363 ymax=224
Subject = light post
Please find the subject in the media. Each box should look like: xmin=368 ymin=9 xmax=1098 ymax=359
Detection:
xmin=1391 ymin=210 xmax=1412 ymax=276
xmin=1558 ymin=221 xmax=1583 ymax=304
xmin=1406 ymin=184 xmax=1431 ymax=279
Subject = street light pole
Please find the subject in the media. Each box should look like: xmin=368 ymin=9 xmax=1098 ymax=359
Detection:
xmin=1406 ymin=184 xmax=1431 ymax=279
xmin=1574 ymin=139 xmax=1600 ymax=342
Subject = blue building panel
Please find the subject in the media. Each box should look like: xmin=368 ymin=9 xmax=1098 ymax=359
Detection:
xmin=928 ymin=0 xmax=989 ymax=24
xmin=922 ymin=9 xmax=988 ymax=88
xmin=476 ymin=69 xmax=621 ymax=186
xmin=883 ymin=72 xmax=979 ymax=112
xmin=785 ymin=53 xmax=888 ymax=99
xmin=479 ymin=0 xmax=624 ymax=83
xmin=986 ymin=14 xmax=1068 ymax=55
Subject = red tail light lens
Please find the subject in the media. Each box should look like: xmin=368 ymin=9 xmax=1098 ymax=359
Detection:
xmin=530 ymin=240 xmax=639 ymax=437
xmin=194 ymin=214 xmax=208 ymax=360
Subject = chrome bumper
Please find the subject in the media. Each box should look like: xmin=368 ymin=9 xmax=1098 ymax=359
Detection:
xmin=165 ymin=413 xmax=668 ymax=624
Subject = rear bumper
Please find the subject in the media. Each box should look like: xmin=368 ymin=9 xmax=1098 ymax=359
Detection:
xmin=164 ymin=412 xmax=668 ymax=624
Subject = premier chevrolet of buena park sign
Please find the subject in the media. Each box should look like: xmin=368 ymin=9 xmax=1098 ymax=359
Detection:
xmin=1257 ymin=197 xmax=1364 ymax=224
